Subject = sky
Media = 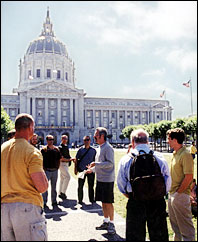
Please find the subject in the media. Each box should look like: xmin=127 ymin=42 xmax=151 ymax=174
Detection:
xmin=1 ymin=1 xmax=197 ymax=120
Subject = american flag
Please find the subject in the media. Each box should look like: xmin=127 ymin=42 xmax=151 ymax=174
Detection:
xmin=160 ymin=90 xmax=165 ymax=98
xmin=183 ymin=80 xmax=191 ymax=87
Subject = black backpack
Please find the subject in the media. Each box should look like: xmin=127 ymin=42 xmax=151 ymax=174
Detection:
xmin=129 ymin=150 xmax=166 ymax=201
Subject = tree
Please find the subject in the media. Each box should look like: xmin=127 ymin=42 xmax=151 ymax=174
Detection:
xmin=1 ymin=106 xmax=15 ymax=143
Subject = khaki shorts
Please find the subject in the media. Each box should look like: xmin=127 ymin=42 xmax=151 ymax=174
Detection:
xmin=1 ymin=202 xmax=48 ymax=241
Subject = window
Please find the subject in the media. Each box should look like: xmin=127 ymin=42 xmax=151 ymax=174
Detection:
xmin=62 ymin=121 xmax=66 ymax=127
xmin=87 ymin=111 xmax=91 ymax=118
xmin=50 ymin=110 xmax=54 ymax=116
xmin=103 ymin=119 xmax=108 ymax=128
xmin=57 ymin=70 xmax=61 ymax=79
xmin=38 ymin=100 xmax=42 ymax=106
xmin=36 ymin=69 xmax=40 ymax=78
xmin=37 ymin=118 xmax=42 ymax=125
xmin=96 ymin=120 xmax=100 ymax=128
xmin=11 ymin=109 xmax=15 ymax=116
xmin=50 ymin=100 xmax=55 ymax=106
xmin=103 ymin=111 xmax=107 ymax=118
xmin=65 ymin=72 xmax=68 ymax=80
xmin=112 ymin=112 xmax=115 ymax=118
xmin=95 ymin=111 xmax=99 ymax=118
xmin=28 ymin=70 xmax=31 ymax=77
xmin=38 ymin=110 xmax=42 ymax=116
xmin=63 ymin=110 xmax=67 ymax=116
xmin=47 ymin=69 xmax=51 ymax=78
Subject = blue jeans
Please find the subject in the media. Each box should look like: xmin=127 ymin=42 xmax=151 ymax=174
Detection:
xmin=42 ymin=170 xmax=58 ymax=205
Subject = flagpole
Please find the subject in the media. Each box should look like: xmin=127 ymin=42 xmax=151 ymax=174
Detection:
xmin=190 ymin=78 xmax=193 ymax=116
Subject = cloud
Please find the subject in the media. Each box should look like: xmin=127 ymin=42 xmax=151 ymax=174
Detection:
xmin=166 ymin=49 xmax=197 ymax=72
xmin=81 ymin=2 xmax=196 ymax=53
xmin=142 ymin=68 xmax=166 ymax=77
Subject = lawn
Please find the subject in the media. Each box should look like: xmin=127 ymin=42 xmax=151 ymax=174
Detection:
xmin=69 ymin=149 xmax=197 ymax=241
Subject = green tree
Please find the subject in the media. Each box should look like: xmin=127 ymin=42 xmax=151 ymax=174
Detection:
xmin=1 ymin=106 xmax=15 ymax=143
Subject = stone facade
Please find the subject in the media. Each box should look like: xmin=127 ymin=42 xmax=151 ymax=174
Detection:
xmin=1 ymin=9 xmax=173 ymax=145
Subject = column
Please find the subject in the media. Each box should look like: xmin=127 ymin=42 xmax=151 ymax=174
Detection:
xmin=27 ymin=97 xmax=30 ymax=114
xmin=32 ymin=97 xmax=36 ymax=120
xmin=139 ymin=111 xmax=142 ymax=124
xmin=131 ymin=111 xmax=133 ymax=125
xmin=75 ymin=99 xmax=79 ymax=126
xmin=45 ymin=98 xmax=48 ymax=125
xmin=117 ymin=110 xmax=119 ymax=129
xmin=101 ymin=110 xmax=104 ymax=127
xmin=70 ymin=99 xmax=73 ymax=126
xmin=93 ymin=109 xmax=96 ymax=128
xmin=109 ymin=110 xmax=111 ymax=128
xmin=57 ymin=98 xmax=61 ymax=126
xmin=125 ymin=111 xmax=127 ymax=128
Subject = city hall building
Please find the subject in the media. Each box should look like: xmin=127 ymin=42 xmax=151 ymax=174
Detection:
xmin=1 ymin=9 xmax=173 ymax=145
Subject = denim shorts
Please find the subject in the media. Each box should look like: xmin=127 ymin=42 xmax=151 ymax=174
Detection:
xmin=95 ymin=181 xmax=114 ymax=203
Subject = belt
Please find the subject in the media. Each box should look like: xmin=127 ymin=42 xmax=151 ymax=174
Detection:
xmin=45 ymin=168 xmax=58 ymax=172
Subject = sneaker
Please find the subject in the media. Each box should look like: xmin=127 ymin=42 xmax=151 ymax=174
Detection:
xmin=59 ymin=193 xmax=67 ymax=200
xmin=52 ymin=202 xmax=58 ymax=207
xmin=107 ymin=222 xmax=116 ymax=235
xmin=96 ymin=222 xmax=109 ymax=230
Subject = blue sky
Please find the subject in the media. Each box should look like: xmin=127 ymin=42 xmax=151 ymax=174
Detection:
xmin=1 ymin=1 xmax=197 ymax=119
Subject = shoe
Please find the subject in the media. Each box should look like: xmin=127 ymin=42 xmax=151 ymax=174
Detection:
xmin=78 ymin=201 xmax=83 ymax=205
xmin=96 ymin=222 xmax=109 ymax=230
xmin=59 ymin=193 xmax=67 ymax=200
xmin=52 ymin=202 xmax=58 ymax=207
xmin=44 ymin=204 xmax=49 ymax=210
xmin=107 ymin=222 xmax=116 ymax=235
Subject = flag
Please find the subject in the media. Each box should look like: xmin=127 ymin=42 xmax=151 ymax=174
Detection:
xmin=160 ymin=90 xmax=165 ymax=98
xmin=183 ymin=80 xmax=191 ymax=87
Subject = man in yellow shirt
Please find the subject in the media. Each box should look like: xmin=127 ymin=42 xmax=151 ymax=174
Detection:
xmin=167 ymin=128 xmax=195 ymax=241
xmin=190 ymin=141 xmax=197 ymax=160
xmin=1 ymin=113 xmax=49 ymax=241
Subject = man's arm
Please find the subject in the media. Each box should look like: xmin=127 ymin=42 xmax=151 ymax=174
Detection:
xmin=177 ymin=174 xmax=193 ymax=193
xmin=30 ymin=172 xmax=48 ymax=193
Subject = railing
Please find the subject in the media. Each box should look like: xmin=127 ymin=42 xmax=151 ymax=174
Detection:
xmin=35 ymin=125 xmax=73 ymax=129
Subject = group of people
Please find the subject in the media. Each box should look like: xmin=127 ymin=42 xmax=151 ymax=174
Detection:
xmin=1 ymin=112 xmax=196 ymax=241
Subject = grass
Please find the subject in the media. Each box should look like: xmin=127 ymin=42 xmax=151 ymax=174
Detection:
xmin=69 ymin=149 xmax=197 ymax=241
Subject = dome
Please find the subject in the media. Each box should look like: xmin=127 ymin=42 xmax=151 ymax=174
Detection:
xmin=26 ymin=36 xmax=67 ymax=56
xmin=26 ymin=7 xmax=67 ymax=56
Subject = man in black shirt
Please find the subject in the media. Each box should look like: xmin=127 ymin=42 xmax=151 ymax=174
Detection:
xmin=58 ymin=135 xmax=75 ymax=200
xmin=75 ymin=136 xmax=96 ymax=205
xmin=41 ymin=135 xmax=61 ymax=208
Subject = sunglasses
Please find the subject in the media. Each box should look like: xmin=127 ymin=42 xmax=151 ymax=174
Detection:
xmin=48 ymin=139 xmax=54 ymax=141
xmin=62 ymin=138 xmax=68 ymax=140
xmin=84 ymin=139 xmax=90 ymax=141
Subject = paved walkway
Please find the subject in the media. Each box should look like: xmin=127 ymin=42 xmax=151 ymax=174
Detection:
xmin=44 ymin=171 xmax=126 ymax=241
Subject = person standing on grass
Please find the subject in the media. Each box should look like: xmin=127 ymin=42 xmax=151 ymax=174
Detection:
xmin=87 ymin=127 xmax=116 ymax=235
xmin=167 ymin=128 xmax=195 ymax=241
xmin=117 ymin=128 xmax=171 ymax=241
xmin=190 ymin=141 xmax=197 ymax=160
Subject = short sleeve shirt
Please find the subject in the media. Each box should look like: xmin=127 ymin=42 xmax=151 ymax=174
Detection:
xmin=1 ymin=138 xmax=44 ymax=207
xmin=169 ymin=146 xmax=194 ymax=195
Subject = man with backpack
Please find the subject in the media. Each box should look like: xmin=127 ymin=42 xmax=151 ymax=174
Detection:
xmin=117 ymin=128 xmax=171 ymax=241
